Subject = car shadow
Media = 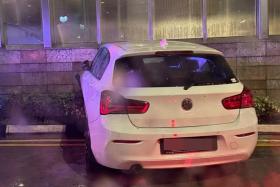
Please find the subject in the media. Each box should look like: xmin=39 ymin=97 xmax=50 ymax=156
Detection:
xmin=61 ymin=143 xmax=280 ymax=187
xmin=61 ymin=145 xmax=244 ymax=187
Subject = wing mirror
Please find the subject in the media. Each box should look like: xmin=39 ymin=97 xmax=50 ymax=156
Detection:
xmin=82 ymin=60 xmax=90 ymax=70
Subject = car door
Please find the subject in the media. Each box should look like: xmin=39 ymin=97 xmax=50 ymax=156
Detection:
xmin=81 ymin=47 xmax=110 ymax=123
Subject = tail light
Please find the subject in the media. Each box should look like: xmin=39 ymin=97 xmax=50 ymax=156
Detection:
xmin=100 ymin=90 xmax=150 ymax=115
xmin=222 ymin=87 xmax=254 ymax=110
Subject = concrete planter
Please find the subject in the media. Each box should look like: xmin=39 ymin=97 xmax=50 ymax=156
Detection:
xmin=258 ymin=113 xmax=280 ymax=124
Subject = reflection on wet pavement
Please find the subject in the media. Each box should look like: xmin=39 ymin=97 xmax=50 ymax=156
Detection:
xmin=0 ymin=139 xmax=280 ymax=187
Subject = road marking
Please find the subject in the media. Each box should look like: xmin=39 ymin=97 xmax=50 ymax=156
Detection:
xmin=0 ymin=139 xmax=86 ymax=147
xmin=1 ymin=139 xmax=277 ymax=143
xmin=0 ymin=139 xmax=84 ymax=143
xmin=0 ymin=139 xmax=279 ymax=147
xmin=257 ymin=140 xmax=280 ymax=147
xmin=257 ymin=143 xmax=280 ymax=147
xmin=0 ymin=143 xmax=85 ymax=147
xmin=258 ymin=139 xmax=280 ymax=143
xmin=0 ymin=144 xmax=279 ymax=147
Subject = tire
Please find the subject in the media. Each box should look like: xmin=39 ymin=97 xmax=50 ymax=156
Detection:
xmin=0 ymin=124 xmax=6 ymax=138
xmin=121 ymin=164 xmax=143 ymax=175
xmin=85 ymin=131 xmax=100 ymax=171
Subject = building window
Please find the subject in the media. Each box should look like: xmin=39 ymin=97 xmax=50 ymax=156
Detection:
xmin=101 ymin=0 xmax=148 ymax=42
xmin=269 ymin=0 xmax=280 ymax=35
xmin=2 ymin=0 xmax=43 ymax=45
xmin=51 ymin=0 xmax=96 ymax=45
xmin=154 ymin=0 xmax=202 ymax=40
xmin=207 ymin=0 xmax=256 ymax=37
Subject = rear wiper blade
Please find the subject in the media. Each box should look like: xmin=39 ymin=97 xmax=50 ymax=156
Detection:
xmin=183 ymin=82 xmax=220 ymax=90
xmin=183 ymin=82 xmax=197 ymax=90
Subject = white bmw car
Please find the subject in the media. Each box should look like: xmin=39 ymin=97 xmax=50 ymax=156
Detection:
xmin=80 ymin=41 xmax=258 ymax=171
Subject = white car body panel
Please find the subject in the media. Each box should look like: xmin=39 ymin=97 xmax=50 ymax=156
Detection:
xmin=89 ymin=108 xmax=257 ymax=169
xmin=80 ymin=41 xmax=258 ymax=170
xmin=123 ymin=84 xmax=242 ymax=128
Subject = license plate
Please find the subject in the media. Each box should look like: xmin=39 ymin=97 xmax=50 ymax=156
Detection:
xmin=160 ymin=136 xmax=217 ymax=154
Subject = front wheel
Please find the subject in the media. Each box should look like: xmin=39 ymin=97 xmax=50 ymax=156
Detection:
xmin=85 ymin=131 xmax=100 ymax=171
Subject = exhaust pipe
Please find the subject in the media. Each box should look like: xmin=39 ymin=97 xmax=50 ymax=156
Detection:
xmin=124 ymin=164 xmax=143 ymax=175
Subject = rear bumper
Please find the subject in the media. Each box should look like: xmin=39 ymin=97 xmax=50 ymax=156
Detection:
xmin=89 ymin=108 xmax=258 ymax=170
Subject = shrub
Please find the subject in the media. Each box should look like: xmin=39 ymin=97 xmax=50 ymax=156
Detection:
xmin=32 ymin=93 xmax=83 ymax=121
xmin=7 ymin=92 xmax=86 ymax=125
xmin=53 ymin=92 xmax=86 ymax=122
xmin=254 ymin=96 xmax=280 ymax=123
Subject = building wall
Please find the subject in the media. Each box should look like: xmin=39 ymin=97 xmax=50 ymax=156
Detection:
xmin=0 ymin=40 xmax=280 ymax=101
xmin=0 ymin=48 xmax=96 ymax=94
xmin=206 ymin=40 xmax=280 ymax=100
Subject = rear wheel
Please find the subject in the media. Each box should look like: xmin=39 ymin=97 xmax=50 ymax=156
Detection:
xmin=121 ymin=164 xmax=143 ymax=175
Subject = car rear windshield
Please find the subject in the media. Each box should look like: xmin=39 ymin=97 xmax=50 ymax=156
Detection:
xmin=113 ymin=54 xmax=238 ymax=88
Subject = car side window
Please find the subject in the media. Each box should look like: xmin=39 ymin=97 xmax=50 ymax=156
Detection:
xmin=90 ymin=48 xmax=102 ymax=68
xmin=91 ymin=47 xmax=110 ymax=80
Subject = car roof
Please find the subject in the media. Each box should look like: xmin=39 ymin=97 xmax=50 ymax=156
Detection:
xmin=102 ymin=41 xmax=223 ymax=57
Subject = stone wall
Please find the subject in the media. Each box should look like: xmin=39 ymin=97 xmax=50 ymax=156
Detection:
xmin=206 ymin=40 xmax=280 ymax=101
xmin=0 ymin=40 xmax=280 ymax=101
xmin=0 ymin=48 xmax=97 ymax=94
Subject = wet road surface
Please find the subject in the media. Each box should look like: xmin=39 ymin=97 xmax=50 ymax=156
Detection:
xmin=0 ymin=134 xmax=280 ymax=187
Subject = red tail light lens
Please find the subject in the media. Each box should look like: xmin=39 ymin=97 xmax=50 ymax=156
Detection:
xmin=100 ymin=91 xmax=150 ymax=115
xmin=240 ymin=88 xmax=254 ymax=108
xmin=222 ymin=87 xmax=254 ymax=110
